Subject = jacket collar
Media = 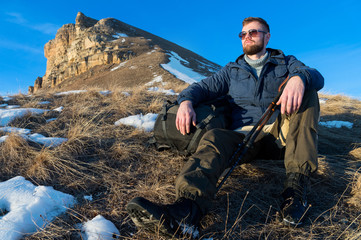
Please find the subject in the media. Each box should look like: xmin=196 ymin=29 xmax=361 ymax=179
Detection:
xmin=234 ymin=48 xmax=286 ymax=66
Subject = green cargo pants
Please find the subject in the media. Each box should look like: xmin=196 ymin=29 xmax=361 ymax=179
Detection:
xmin=175 ymin=90 xmax=320 ymax=214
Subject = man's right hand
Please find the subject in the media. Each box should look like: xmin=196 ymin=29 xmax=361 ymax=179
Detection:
xmin=176 ymin=100 xmax=197 ymax=135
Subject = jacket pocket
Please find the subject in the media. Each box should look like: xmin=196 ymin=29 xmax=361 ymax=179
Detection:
xmin=229 ymin=69 xmax=255 ymax=104
xmin=264 ymin=66 xmax=288 ymax=95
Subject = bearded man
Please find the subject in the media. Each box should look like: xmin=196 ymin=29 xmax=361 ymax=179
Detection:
xmin=126 ymin=17 xmax=324 ymax=237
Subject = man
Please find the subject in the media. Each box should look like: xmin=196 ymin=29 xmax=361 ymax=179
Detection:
xmin=126 ymin=17 xmax=324 ymax=237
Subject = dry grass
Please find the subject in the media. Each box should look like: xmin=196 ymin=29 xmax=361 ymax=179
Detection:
xmin=0 ymin=89 xmax=361 ymax=239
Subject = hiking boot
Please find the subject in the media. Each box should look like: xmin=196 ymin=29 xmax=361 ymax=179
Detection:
xmin=126 ymin=196 xmax=202 ymax=238
xmin=280 ymin=172 xmax=309 ymax=227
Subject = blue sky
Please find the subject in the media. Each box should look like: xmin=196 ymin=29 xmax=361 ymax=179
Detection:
xmin=1 ymin=0 xmax=361 ymax=99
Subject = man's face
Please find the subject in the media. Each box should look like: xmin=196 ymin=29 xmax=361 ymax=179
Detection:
xmin=241 ymin=21 xmax=270 ymax=55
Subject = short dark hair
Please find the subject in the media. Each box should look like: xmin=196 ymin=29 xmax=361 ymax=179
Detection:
xmin=242 ymin=17 xmax=270 ymax=33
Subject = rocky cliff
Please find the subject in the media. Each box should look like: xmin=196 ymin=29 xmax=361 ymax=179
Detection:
xmin=30 ymin=12 xmax=221 ymax=93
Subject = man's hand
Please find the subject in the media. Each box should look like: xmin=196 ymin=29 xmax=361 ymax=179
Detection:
xmin=276 ymin=76 xmax=305 ymax=115
xmin=176 ymin=100 xmax=196 ymax=135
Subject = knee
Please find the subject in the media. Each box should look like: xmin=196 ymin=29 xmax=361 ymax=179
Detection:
xmin=301 ymin=89 xmax=319 ymax=109
xmin=201 ymin=128 xmax=226 ymax=142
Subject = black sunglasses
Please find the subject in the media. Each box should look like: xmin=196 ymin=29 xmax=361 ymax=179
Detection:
xmin=239 ymin=29 xmax=268 ymax=40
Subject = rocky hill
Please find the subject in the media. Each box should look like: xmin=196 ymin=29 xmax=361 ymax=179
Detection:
xmin=29 ymin=12 xmax=220 ymax=93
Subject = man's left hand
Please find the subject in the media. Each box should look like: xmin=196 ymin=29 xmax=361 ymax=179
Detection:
xmin=276 ymin=76 xmax=305 ymax=115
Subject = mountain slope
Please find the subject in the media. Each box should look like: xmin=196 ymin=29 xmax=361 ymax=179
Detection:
xmin=30 ymin=12 xmax=221 ymax=93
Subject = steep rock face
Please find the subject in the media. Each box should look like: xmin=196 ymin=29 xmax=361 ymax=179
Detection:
xmin=41 ymin=12 xmax=142 ymax=89
xmin=31 ymin=12 xmax=221 ymax=93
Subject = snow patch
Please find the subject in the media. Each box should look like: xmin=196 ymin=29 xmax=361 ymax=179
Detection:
xmin=81 ymin=215 xmax=120 ymax=240
xmin=38 ymin=101 xmax=51 ymax=105
xmin=319 ymin=120 xmax=353 ymax=129
xmin=46 ymin=118 xmax=57 ymax=123
xmin=0 ymin=135 xmax=8 ymax=143
xmin=6 ymin=105 xmax=20 ymax=109
xmin=53 ymin=106 xmax=64 ymax=112
xmin=113 ymin=33 xmax=128 ymax=38
xmin=319 ymin=98 xmax=328 ymax=104
xmin=145 ymin=75 xmax=164 ymax=86
xmin=0 ymin=176 xmax=75 ymax=240
xmin=115 ymin=113 xmax=158 ymax=132
xmin=0 ymin=108 xmax=46 ymax=127
xmin=2 ymin=96 xmax=13 ymax=102
xmin=55 ymin=90 xmax=87 ymax=96
xmin=148 ymin=87 xmax=177 ymax=95
xmin=26 ymin=133 xmax=67 ymax=147
xmin=147 ymin=50 xmax=156 ymax=55
xmin=0 ymin=127 xmax=31 ymax=135
xmin=161 ymin=51 xmax=207 ymax=84
xmin=84 ymin=195 xmax=93 ymax=201
xmin=111 ymin=61 xmax=128 ymax=71
xmin=99 ymin=90 xmax=112 ymax=96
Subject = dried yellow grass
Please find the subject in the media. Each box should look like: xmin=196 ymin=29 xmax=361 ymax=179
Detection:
xmin=1 ymin=89 xmax=360 ymax=239
xmin=349 ymin=147 xmax=361 ymax=160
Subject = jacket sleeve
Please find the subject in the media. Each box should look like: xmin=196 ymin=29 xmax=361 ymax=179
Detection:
xmin=177 ymin=63 xmax=232 ymax=106
xmin=286 ymin=55 xmax=324 ymax=91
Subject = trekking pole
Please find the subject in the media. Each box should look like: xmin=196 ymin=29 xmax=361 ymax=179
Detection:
xmin=215 ymin=76 xmax=290 ymax=193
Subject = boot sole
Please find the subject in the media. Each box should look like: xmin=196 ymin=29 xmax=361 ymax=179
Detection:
xmin=126 ymin=197 xmax=175 ymax=238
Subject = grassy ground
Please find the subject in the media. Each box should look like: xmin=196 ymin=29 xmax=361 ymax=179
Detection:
xmin=0 ymin=88 xmax=361 ymax=239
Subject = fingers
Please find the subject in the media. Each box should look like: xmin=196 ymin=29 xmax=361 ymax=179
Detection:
xmin=276 ymin=76 xmax=305 ymax=115
xmin=176 ymin=101 xmax=196 ymax=135
xmin=277 ymin=90 xmax=303 ymax=115
xmin=177 ymin=112 xmax=195 ymax=135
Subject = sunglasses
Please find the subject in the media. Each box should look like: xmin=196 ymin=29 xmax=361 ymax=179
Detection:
xmin=239 ymin=29 xmax=268 ymax=40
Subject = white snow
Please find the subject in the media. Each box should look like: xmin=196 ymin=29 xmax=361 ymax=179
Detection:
xmin=0 ymin=108 xmax=46 ymax=127
xmin=0 ymin=108 xmax=67 ymax=147
xmin=111 ymin=61 xmax=127 ymax=71
xmin=115 ymin=113 xmax=158 ymax=132
xmin=26 ymin=133 xmax=67 ymax=147
xmin=147 ymin=87 xmax=177 ymax=95
xmin=6 ymin=105 xmax=20 ymax=109
xmin=46 ymin=118 xmax=57 ymax=123
xmin=0 ymin=135 xmax=8 ymax=143
xmin=113 ymin=33 xmax=128 ymax=38
xmin=0 ymin=128 xmax=67 ymax=147
xmin=160 ymin=51 xmax=208 ymax=84
xmin=81 ymin=215 xmax=120 ymax=240
xmin=145 ymin=75 xmax=164 ymax=86
xmin=53 ymin=106 xmax=64 ymax=112
xmin=0 ymin=127 xmax=31 ymax=135
xmin=1 ymin=96 xmax=12 ymax=102
xmin=38 ymin=101 xmax=51 ymax=105
xmin=99 ymin=90 xmax=112 ymax=96
xmin=84 ymin=195 xmax=93 ymax=201
xmin=0 ymin=104 xmax=8 ymax=108
xmin=319 ymin=98 xmax=328 ymax=104
xmin=55 ymin=90 xmax=87 ymax=96
xmin=319 ymin=120 xmax=353 ymax=129
xmin=0 ymin=176 xmax=76 ymax=240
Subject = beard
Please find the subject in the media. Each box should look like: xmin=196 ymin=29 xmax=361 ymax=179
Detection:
xmin=243 ymin=40 xmax=265 ymax=55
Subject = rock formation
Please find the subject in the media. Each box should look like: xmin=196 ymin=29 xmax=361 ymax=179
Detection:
xmin=30 ymin=12 xmax=220 ymax=93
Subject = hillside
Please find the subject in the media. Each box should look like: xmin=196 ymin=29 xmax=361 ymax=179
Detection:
xmin=29 ymin=12 xmax=220 ymax=94
xmin=0 ymin=87 xmax=361 ymax=239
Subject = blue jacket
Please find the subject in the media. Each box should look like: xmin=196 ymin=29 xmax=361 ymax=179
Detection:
xmin=177 ymin=48 xmax=324 ymax=130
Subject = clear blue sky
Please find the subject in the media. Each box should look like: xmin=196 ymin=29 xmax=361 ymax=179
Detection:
xmin=1 ymin=0 xmax=361 ymax=99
